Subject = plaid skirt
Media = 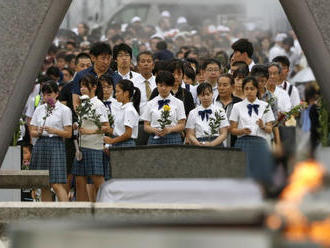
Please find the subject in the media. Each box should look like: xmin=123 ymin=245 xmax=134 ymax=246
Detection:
xmin=148 ymin=133 xmax=183 ymax=145
xmin=30 ymin=136 xmax=67 ymax=184
xmin=112 ymin=138 xmax=136 ymax=147
xmin=235 ymin=135 xmax=274 ymax=184
xmin=197 ymin=137 xmax=224 ymax=147
xmin=72 ymin=147 xmax=104 ymax=177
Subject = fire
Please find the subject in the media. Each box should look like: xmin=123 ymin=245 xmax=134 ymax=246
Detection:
xmin=266 ymin=160 xmax=329 ymax=245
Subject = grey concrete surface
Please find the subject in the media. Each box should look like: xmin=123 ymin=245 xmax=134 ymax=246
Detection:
xmin=0 ymin=170 xmax=49 ymax=189
xmin=0 ymin=0 xmax=72 ymax=167
xmin=110 ymin=145 xmax=246 ymax=178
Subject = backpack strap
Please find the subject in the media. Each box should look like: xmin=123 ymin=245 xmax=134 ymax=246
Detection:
xmin=288 ymin=84 xmax=293 ymax=96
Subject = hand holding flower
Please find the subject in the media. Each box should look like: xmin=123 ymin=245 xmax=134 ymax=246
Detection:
xmin=44 ymin=126 xmax=56 ymax=134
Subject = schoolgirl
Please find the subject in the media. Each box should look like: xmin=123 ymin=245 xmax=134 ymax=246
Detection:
xmin=142 ymin=71 xmax=186 ymax=145
xmin=186 ymin=83 xmax=229 ymax=147
xmin=29 ymin=81 xmax=72 ymax=201
xmin=104 ymin=79 xmax=140 ymax=147
xmin=229 ymin=76 xmax=275 ymax=184
xmin=72 ymin=74 xmax=110 ymax=201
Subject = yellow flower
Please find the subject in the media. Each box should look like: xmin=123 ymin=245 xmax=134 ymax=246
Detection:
xmin=163 ymin=105 xmax=171 ymax=112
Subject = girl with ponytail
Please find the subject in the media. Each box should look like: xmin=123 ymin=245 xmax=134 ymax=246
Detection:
xmin=104 ymin=79 xmax=140 ymax=147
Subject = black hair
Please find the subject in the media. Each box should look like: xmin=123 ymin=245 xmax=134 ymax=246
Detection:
xmin=66 ymin=41 xmax=76 ymax=48
xmin=231 ymin=61 xmax=249 ymax=75
xmin=219 ymin=73 xmax=235 ymax=85
xmin=231 ymin=38 xmax=254 ymax=58
xmin=272 ymin=56 xmax=290 ymax=68
xmin=99 ymin=74 xmax=114 ymax=88
xmin=113 ymin=43 xmax=132 ymax=60
xmin=304 ymin=82 xmax=320 ymax=102
xmin=62 ymin=67 xmax=74 ymax=77
xmin=267 ymin=62 xmax=282 ymax=74
xmin=90 ymin=42 xmax=112 ymax=57
xmin=233 ymin=66 xmax=249 ymax=79
xmin=166 ymin=59 xmax=183 ymax=74
xmin=80 ymin=74 xmax=103 ymax=100
xmin=137 ymin=51 xmax=153 ymax=63
xmin=75 ymin=52 xmax=91 ymax=65
xmin=117 ymin=79 xmax=141 ymax=114
xmin=111 ymin=34 xmax=124 ymax=44
xmin=65 ymin=54 xmax=76 ymax=63
xmin=155 ymin=70 xmax=175 ymax=87
xmin=201 ymin=59 xmax=222 ymax=71
xmin=41 ymin=80 xmax=59 ymax=94
xmin=185 ymin=57 xmax=199 ymax=72
xmin=46 ymin=66 xmax=61 ymax=78
xmin=156 ymin=40 xmax=167 ymax=50
xmin=183 ymin=65 xmax=196 ymax=82
xmin=153 ymin=60 xmax=168 ymax=76
xmin=56 ymin=51 xmax=66 ymax=60
xmin=197 ymin=82 xmax=213 ymax=96
xmin=242 ymin=76 xmax=258 ymax=90
xmin=251 ymin=65 xmax=269 ymax=79
xmin=36 ymin=75 xmax=51 ymax=84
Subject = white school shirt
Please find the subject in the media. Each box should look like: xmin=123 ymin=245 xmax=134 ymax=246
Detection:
xmin=274 ymin=86 xmax=292 ymax=113
xmin=80 ymin=97 xmax=108 ymax=150
xmin=181 ymin=82 xmax=198 ymax=105
xmin=141 ymin=94 xmax=186 ymax=129
xmin=31 ymin=101 xmax=72 ymax=137
xmin=280 ymin=81 xmax=301 ymax=108
xmin=103 ymin=96 xmax=122 ymax=115
xmin=118 ymin=70 xmax=139 ymax=80
xmin=229 ymin=98 xmax=275 ymax=141
xmin=113 ymin=102 xmax=139 ymax=139
xmin=186 ymin=104 xmax=229 ymax=139
xmin=132 ymin=73 xmax=156 ymax=116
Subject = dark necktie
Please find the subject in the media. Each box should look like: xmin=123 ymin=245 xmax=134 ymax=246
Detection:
xmin=247 ymin=104 xmax=259 ymax=116
xmin=198 ymin=109 xmax=212 ymax=121
xmin=104 ymin=101 xmax=112 ymax=112
xmin=158 ymin=99 xmax=170 ymax=110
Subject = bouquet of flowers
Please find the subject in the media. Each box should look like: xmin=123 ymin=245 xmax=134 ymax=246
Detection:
xmin=76 ymin=95 xmax=102 ymax=129
xmin=204 ymin=110 xmax=225 ymax=141
xmin=74 ymin=95 xmax=102 ymax=160
xmin=274 ymin=102 xmax=307 ymax=127
xmin=155 ymin=105 xmax=172 ymax=139
xmin=108 ymin=113 xmax=114 ymax=127
xmin=42 ymin=98 xmax=56 ymax=128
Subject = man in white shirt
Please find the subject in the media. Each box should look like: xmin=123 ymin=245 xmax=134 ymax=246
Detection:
xmin=132 ymin=51 xmax=156 ymax=145
xmin=231 ymin=38 xmax=255 ymax=71
xmin=113 ymin=43 xmax=139 ymax=80
xmin=267 ymin=63 xmax=291 ymax=114
xmin=272 ymin=56 xmax=300 ymax=108
xmin=201 ymin=59 xmax=222 ymax=101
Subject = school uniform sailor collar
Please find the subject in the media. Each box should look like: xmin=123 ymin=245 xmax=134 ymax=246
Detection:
xmin=243 ymin=98 xmax=259 ymax=105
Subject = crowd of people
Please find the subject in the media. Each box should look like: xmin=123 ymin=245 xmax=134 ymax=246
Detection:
xmin=17 ymin=13 xmax=321 ymax=202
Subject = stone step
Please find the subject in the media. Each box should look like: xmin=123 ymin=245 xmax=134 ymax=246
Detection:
xmin=0 ymin=170 xmax=49 ymax=189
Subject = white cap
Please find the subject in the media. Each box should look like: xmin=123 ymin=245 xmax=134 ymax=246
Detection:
xmin=275 ymin=33 xmax=287 ymax=42
xmin=131 ymin=16 xmax=141 ymax=24
xmin=161 ymin=10 xmax=171 ymax=18
xmin=177 ymin=16 xmax=187 ymax=25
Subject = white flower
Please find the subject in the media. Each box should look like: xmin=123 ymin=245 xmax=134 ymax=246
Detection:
xmin=80 ymin=95 xmax=90 ymax=101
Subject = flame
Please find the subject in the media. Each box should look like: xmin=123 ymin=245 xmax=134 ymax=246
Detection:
xmin=266 ymin=160 xmax=329 ymax=245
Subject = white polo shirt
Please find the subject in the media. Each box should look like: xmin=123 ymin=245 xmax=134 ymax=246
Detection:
xmin=280 ymin=81 xmax=301 ymax=108
xmin=132 ymin=73 xmax=156 ymax=116
xmin=274 ymin=86 xmax=292 ymax=113
xmin=141 ymin=94 xmax=186 ymax=129
xmin=31 ymin=101 xmax=72 ymax=137
xmin=113 ymin=102 xmax=139 ymax=139
xmin=186 ymin=104 xmax=229 ymax=138
xmin=229 ymin=98 xmax=275 ymax=141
